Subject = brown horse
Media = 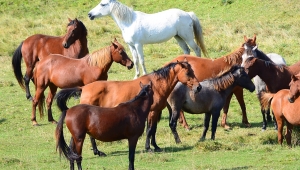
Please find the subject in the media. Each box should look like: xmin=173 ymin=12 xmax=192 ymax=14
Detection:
xmin=54 ymin=58 xmax=201 ymax=153
xmin=168 ymin=35 xmax=256 ymax=129
xmin=12 ymin=18 xmax=89 ymax=100
xmin=55 ymin=82 xmax=154 ymax=170
xmin=260 ymin=74 xmax=300 ymax=146
xmin=31 ymin=39 xmax=133 ymax=126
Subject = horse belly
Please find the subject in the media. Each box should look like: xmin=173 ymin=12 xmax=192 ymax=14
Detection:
xmin=282 ymin=100 xmax=300 ymax=125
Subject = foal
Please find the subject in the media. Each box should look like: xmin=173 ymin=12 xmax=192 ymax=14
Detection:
xmin=260 ymin=74 xmax=300 ymax=146
xmin=55 ymin=82 xmax=153 ymax=170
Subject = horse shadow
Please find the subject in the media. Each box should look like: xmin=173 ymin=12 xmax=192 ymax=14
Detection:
xmin=0 ymin=118 xmax=6 ymax=124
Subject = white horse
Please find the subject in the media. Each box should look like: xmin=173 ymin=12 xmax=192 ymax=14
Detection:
xmin=88 ymin=0 xmax=208 ymax=79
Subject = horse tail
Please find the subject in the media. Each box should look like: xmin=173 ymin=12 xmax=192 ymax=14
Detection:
xmin=55 ymin=87 xmax=82 ymax=112
xmin=12 ymin=42 xmax=25 ymax=89
xmin=55 ymin=110 xmax=81 ymax=162
xmin=259 ymin=92 xmax=275 ymax=112
xmin=188 ymin=12 xmax=209 ymax=58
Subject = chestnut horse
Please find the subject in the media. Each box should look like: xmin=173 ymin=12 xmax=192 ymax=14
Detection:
xmin=167 ymin=66 xmax=255 ymax=143
xmin=54 ymin=58 xmax=201 ymax=153
xmin=31 ymin=39 xmax=133 ymax=126
xmin=12 ymin=18 xmax=88 ymax=100
xmin=260 ymin=74 xmax=300 ymax=146
xmin=168 ymin=35 xmax=255 ymax=130
xmin=55 ymin=82 xmax=154 ymax=170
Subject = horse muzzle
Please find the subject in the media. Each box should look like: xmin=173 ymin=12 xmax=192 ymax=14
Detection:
xmin=127 ymin=63 xmax=134 ymax=70
xmin=88 ymin=13 xmax=95 ymax=20
xmin=288 ymin=97 xmax=295 ymax=103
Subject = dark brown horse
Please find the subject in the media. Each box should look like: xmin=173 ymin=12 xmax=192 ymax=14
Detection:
xmin=168 ymin=35 xmax=256 ymax=129
xmin=55 ymin=82 xmax=154 ymax=170
xmin=12 ymin=18 xmax=89 ymax=100
xmin=243 ymin=56 xmax=298 ymax=129
xmin=31 ymin=39 xmax=133 ymax=126
xmin=55 ymin=58 xmax=201 ymax=153
xmin=260 ymin=74 xmax=300 ymax=146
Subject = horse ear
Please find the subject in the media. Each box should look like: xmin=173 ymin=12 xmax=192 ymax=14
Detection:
xmin=68 ymin=18 xmax=72 ymax=22
xmin=291 ymin=74 xmax=298 ymax=81
xmin=253 ymin=34 xmax=256 ymax=42
xmin=244 ymin=35 xmax=248 ymax=42
xmin=111 ymin=41 xmax=118 ymax=49
xmin=183 ymin=57 xmax=188 ymax=62
xmin=139 ymin=81 xmax=143 ymax=88
xmin=114 ymin=38 xmax=118 ymax=42
xmin=148 ymin=80 xmax=152 ymax=88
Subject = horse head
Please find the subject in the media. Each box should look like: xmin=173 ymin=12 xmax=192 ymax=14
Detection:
xmin=88 ymin=0 xmax=116 ymax=20
xmin=288 ymin=74 xmax=300 ymax=103
xmin=232 ymin=66 xmax=255 ymax=92
xmin=110 ymin=38 xmax=134 ymax=69
xmin=241 ymin=34 xmax=257 ymax=66
xmin=176 ymin=57 xmax=202 ymax=93
xmin=63 ymin=18 xmax=87 ymax=48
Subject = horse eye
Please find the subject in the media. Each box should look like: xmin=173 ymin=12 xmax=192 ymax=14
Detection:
xmin=101 ymin=3 xmax=107 ymax=7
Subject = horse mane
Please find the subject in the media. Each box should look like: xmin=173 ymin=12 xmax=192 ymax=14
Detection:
xmin=223 ymin=46 xmax=244 ymax=65
xmin=151 ymin=62 xmax=181 ymax=80
xmin=111 ymin=1 xmax=133 ymax=24
xmin=206 ymin=66 xmax=238 ymax=91
xmin=88 ymin=46 xmax=111 ymax=68
xmin=244 ymin=57 xmax=286 ymax=72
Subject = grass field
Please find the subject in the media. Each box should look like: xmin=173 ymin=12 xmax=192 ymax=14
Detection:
xmin=1 ymin=0 xmax=300 ymax=169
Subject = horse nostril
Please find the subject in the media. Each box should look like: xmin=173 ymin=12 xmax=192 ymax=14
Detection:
xmin=197 ymin=85 xmax=202 ymax=92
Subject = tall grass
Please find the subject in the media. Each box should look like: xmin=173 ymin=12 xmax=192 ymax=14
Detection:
xmin=1 ymin=0 xmax=300 ymax=169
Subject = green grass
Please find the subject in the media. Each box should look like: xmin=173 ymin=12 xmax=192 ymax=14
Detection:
xmin=1 ymin=0 xmax=300 ymax=169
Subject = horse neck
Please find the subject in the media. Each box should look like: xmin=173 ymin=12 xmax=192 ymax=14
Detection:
xmin=254 ymin=61 xmax=291 ymax=92
xmin=110 ymin=1 xmax=134 ymax=29
xmin=222 ymin=47 xmax=244 ymax=66
xmin=207 ymin=73 xmax=236 ymax=98
xmin=66 ymin=39 xmax=89 ymax=58
xmin=88 ymin=47 xmax=113 ymax=72
xmin=255 ymin=49 xmax=273 ymax=62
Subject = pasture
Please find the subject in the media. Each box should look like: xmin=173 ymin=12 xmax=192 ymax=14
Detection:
xmin=1 ymin=0 xmax=300 ymax=169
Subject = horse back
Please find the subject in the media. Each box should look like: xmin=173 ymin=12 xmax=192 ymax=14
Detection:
xmin=170 ymin=55 xmax=231 ymax=81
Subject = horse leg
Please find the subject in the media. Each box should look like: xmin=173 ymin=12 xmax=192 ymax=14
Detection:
xmin=200 ymin=112 xmax=211 ymax=141
xmin=135 ymin=44 xmax=147 ymax=76
xmin=221 ymin=92 xmax=233 ymax=129
xmin=89 ymin=136 xmax=106 ymax=156
xmin=285 ymin=122 xmax=293 ymax=147
xmin=174 ymin=36 xmax=191 ymax=55
xmin=46 ymin=84 xmax=58 ymax=124
xmin=211 ymin=112 xmax=221 ymax=140
xmin=166 ymin=103 xmax=182 ymax=144
xmin=276 ymin=117 xmax=284 ymax=145
xmin=261 ymin=108 xmax=268 ymax=131
xmin=128 ymin=137 xmax=139 ymax=170
xmin=150 ymin=122 xmax=162 ymax=152
xmin=31 ymin=86 xmax=46 ymax=126
xmin=179 ymin=110 xmax=190 ymax=130
xmin=233 ymin=87 xmax=250 ymax=127
xmin=128 ymin=45 xmax=140 ymax=79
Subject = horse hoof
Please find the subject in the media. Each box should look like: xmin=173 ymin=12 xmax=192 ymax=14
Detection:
xmin=27 ymin=96 xmax=33 ymax=101
xmin=33 ymin=123 xmax=40 ymax=126
xmin=145 ymin=148 xmax=154 ymax=153
xmin=243 ymin=123 xmax=251 ymax=128
xmin=199 ymin=138 xmax=205 ymax=142
xmin=98 ymin=152 xmax=107 ymax=157
xmin=154 ymin=148 xmax=163 ymax=152
xmin=51 ymin=121 xmax=58 ymax=124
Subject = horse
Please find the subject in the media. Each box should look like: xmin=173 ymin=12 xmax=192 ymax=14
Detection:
xmin=241 ymin=34 xmax=286 ymax=130
xmin=88 ymin=0 xmax=208 ymax=79
xmin=54 ymin=58 xmax=201 ymax=153
xmin=167 ymin=35 xmax=253 ymax=130
xmin=260 ymin=74 xmax=300 ymax=146
xmin=12 ymin=18 xmax=89 ymax=100
xmin=243 ymin=57 xmax=297 ymax=130
xmin=167 ymin=66 xmax=255 ymax=143
xmin=31 ymin=39 xmax=133 ymax=126
xmin=55 ymin=81 xmax=154 ymax=170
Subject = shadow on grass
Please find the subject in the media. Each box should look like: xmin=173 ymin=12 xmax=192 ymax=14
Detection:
xmin=220 ymin=166 xmax=253 ymax=170
xmin=0 ymin=118 xmax=6 ymax=124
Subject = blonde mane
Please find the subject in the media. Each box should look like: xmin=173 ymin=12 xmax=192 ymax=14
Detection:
xmin=112 ymin=1 xmax=133 ymax=24
xmin=88 ymin=46 xmax=112 ymax=68
xmin=223 ymin=46 xmax=244 ymax=65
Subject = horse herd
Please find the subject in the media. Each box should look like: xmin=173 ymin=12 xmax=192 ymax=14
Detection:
xmin=11 ymin=0 xmax=300 ymax=170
